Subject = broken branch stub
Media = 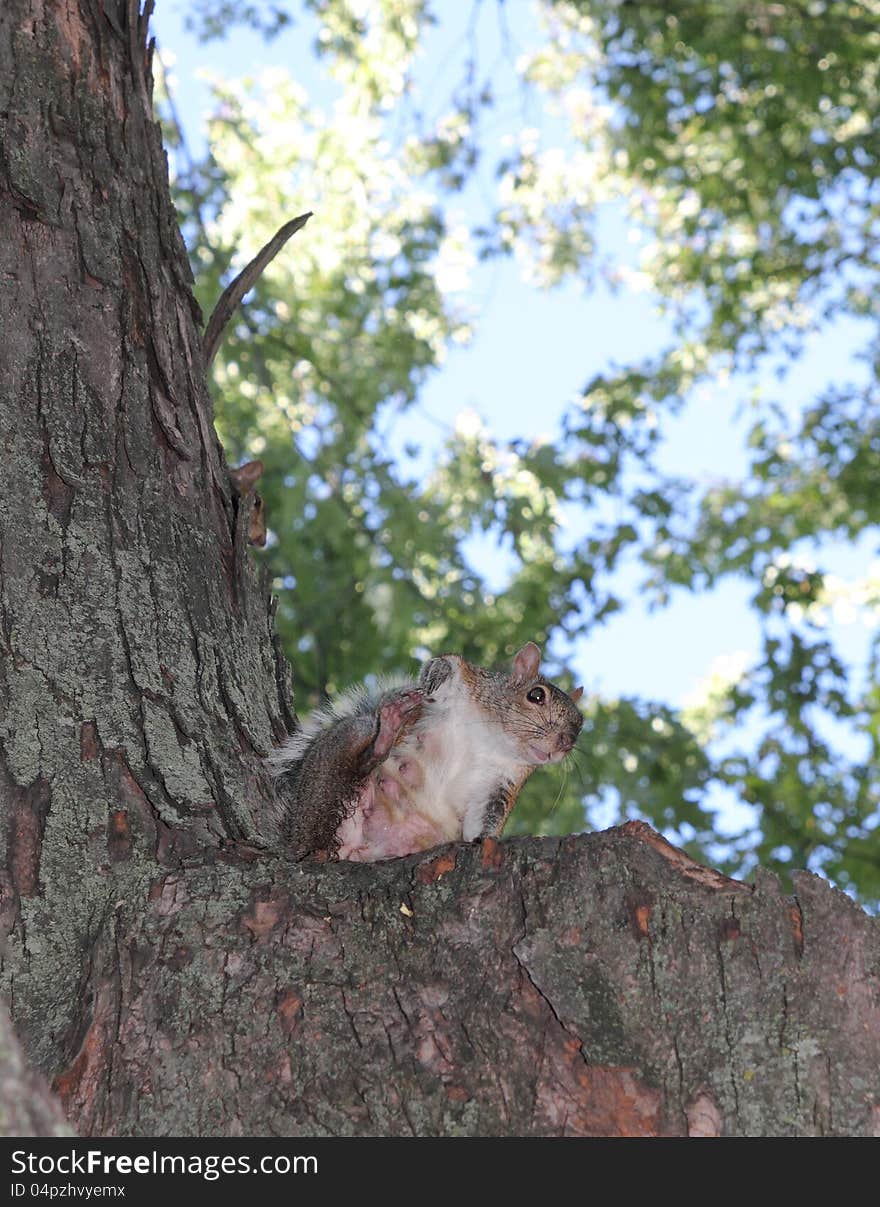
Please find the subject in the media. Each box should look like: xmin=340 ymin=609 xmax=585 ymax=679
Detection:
xmin=202 ymin=210 xmax=313 ymax=368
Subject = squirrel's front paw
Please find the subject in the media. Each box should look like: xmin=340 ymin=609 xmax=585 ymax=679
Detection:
xmin=373 ymin=688 xmax=424 ymax=761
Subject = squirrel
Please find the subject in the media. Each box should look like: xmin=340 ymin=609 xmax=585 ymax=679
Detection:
xmin=229 ymin=459 xmax=267 ymax=547
xmin=267 ymin=642 xmax=584 ymax=862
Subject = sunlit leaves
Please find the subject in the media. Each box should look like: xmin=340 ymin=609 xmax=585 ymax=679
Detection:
xmin=564 ymin=0 xmax=880 ymax=357
xmin=161 ymin=0 xmax=880 ymax=903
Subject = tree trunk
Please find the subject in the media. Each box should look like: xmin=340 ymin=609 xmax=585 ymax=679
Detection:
xmin=0 ymin=0 xmax=291 ymax=1078
xmin=0 ymin=1 xmax=877 ymax=1139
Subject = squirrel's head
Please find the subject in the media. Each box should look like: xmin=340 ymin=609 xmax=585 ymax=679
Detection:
xmin=503 ymin=642 xmax=584 ymax=765
xmin=419 ymin=643 xmax=584 ymax=767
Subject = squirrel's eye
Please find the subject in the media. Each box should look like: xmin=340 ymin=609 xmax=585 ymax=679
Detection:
xmin=527 ymin=687 xmax=546 ymax=705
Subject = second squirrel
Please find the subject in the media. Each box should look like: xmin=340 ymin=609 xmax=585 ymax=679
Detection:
xmin=268 ymin=643 xmax=583 ymax=862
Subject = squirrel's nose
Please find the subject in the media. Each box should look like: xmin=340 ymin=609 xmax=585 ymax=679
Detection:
xmin=556 ymin=724 xmax=581 ymax=753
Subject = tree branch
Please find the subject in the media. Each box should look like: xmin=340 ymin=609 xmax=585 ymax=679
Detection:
xmin=48 ymin=824 xmax=880 ymax=1138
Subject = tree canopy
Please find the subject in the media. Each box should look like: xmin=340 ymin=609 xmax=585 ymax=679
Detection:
xmin=156 ymin=0 xmax=880 ymax=904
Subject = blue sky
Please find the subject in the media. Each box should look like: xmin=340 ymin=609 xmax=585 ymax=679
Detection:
xmin=152 ymin=0 xmax=874 ymax=724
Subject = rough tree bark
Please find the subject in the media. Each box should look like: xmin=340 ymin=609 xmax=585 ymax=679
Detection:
xmin=47 ymin=827 xmax=880 ymax=1137
xmin=0 ymin=1 xmax=878 ymax=1139
xmin=0 ymin=0 xmax=292 ymax=1078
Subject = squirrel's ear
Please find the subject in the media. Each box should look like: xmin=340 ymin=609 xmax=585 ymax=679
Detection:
xmin=512 ymin=642 xmax=541 ymax=683
xmin=570 ymin=685 xmax=584 ymax=703
xmin=229 ymin=459 xmax=264 ymax=494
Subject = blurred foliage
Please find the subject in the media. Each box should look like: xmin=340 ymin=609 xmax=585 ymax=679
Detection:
xmin=156 ymin=0 xmax=880 ymax=903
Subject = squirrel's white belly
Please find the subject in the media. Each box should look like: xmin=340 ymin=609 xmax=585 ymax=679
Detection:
xmin=334 ymin=698 xmax=516 ymax=862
